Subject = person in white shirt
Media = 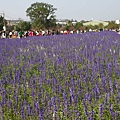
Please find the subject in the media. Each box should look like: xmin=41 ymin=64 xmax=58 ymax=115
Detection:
xmin=9 ymin=31 xmax=12 ymax=38
xmin=1 ymin=32 xmax=6 ymax=39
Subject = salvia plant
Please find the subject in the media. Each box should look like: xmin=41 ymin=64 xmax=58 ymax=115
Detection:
xmin=0 ymin=31 xmax=120 ymax=120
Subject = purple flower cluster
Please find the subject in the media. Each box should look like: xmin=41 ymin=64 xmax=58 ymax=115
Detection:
xmin=0 ymin=31 xmax=120 ymax=119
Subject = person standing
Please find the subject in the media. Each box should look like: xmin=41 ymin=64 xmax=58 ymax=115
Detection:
xmin=9 ymin=31 xmax=12 ymax=38
xmin=1 ymin=31 xmax=6 ymax=39
xmin=19 ymin=31 xmax=23 ymax=38
xmin=25 ymin=31 xmax=29 ymax=38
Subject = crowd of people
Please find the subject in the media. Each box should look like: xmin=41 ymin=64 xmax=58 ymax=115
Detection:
xmin=0 ymin=29 xmax=87 ymax=39
xmin=0 ymin=28 xmax=119 ymax=39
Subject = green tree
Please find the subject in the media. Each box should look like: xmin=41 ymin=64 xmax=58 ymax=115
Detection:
xmin=106 ymin=21 xmax=119 ymax=29
xmin=0 ymin=16 xmax=4 ymax=31
xmin=85 ymin=24 xmax=94 ymax=31
xmin=14 ymin=25 xmax=20 ymax=31
xmin=7 ymin=25 xmax=15 ymax=31
xmin=26 ymin=2 xmax=57 ymax=30
xmin=93 ymin=25 xmax=99 ymax=30
xmin=98 ymin=23 xmax=104 ymax=29
xmin=75 ymin=22 xmax=83 ymax=30
xmin=63 ymin=25 xmax=70 ymax=31
xmin=56 ymin=23 xmax=62 ymax=30
xmin=45 ymin=18 xmax=56 ymax=29
xmin=67 ymin=20 xmax=73 ymax=26
xmin=19 ymin=21 xmax=31 ymax=31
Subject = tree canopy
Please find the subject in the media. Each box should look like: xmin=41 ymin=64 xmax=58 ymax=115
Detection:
xmin=105 ymin=21 xmax=119 ymax=29
xmin=18 ymin=21 xmax=31 ymax=31
xmin=0 ymin=16 xmax=4 ymax=31
xmin=26 ymin=2 xmax=57 ymax=30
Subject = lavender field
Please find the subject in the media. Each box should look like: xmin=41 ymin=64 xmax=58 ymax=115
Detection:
xmin=0 ymin=31 xmax=120 ymax=120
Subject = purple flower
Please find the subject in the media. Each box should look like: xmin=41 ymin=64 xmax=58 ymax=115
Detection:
xmin=99 ymin=103 xmax=103 ymax=119
xmin=89 ymin=109 xmax=94 ymax=120
xmin=82 ymin=101 xmax=88 ymax=117
xmin=117 ymin=92 xmax=120 ymax=103
xmin=51 ymin=96 xmax=57 ymax=113
xmin=69 ymin=87 xmax=74 ymax=103
xmin=109 ymin=79 xmax=113 ymax=93
xmin=39 ymin=109 xmax=44 ymax=120
xmin=109 ymin=104 xmax=113 ymax=115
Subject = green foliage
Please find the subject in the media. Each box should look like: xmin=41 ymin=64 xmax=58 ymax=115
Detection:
xmin=98 ymin=23 xmax=104 ymax=29
xmin=26 ymin=2 xmax=57 ymax=29
xmin=0 ymin=16 xmax=4 ymax=31
xmin=75 ymin=22 xmax=83 ymax=30
xmin=7 ymin=25 xmax=15 ymax=32
xmin=14 ymin=25 xmax=21 ymax=31
xmin=106 ymin=21 xmax=119 ymax=29
xmin=17 ymin=21 xmax=31 ymax=31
